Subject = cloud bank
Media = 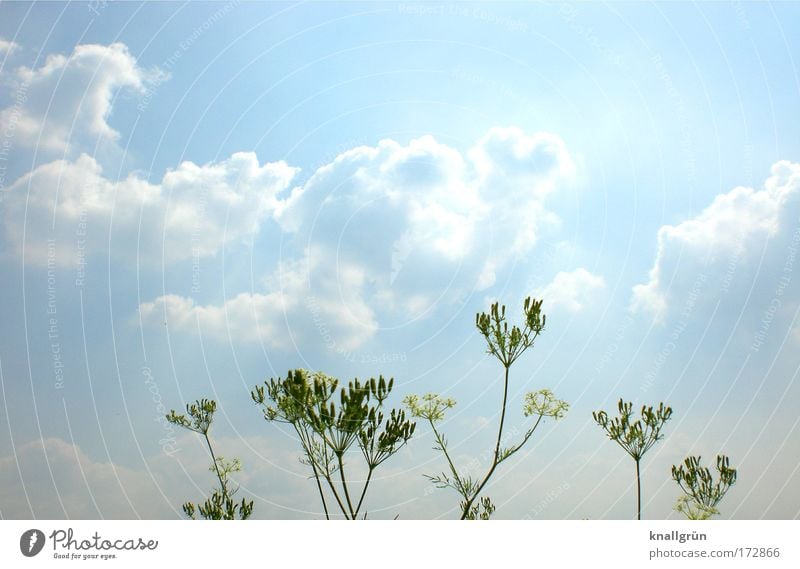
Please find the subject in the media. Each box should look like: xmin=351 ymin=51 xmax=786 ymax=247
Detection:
xmin=139 ymin=128 xmax=576 ymax=349
xmin=631 ymin=161 xmax=800 ymax=324
xmin=0 ymin=43 xmax=162 ymax=153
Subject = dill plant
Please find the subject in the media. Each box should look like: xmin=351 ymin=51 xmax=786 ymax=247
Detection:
xmin=593 ymin=399 xmax=672 ymax=520
xmin=166 ymin=398 xmax=254 ymax=520
xmin=672 ymin=455 xmax=737 ymax=520
xmin=252 ymin=369 xmax=415 ymax=520
xmin=405 ymin=297 xmax=568 ymax=520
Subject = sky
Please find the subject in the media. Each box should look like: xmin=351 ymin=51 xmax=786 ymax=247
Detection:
xmin=0 ymin=1 xmax=799 ymax=520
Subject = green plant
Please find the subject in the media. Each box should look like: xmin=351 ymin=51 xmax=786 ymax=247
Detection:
xmin=252 ymin=369 xmax=415 ymax=520
xmin=593 ymin=399 xmax=672 ymax=520
xmin=166 ymin=398 xmax=253 ymax=520
xmin=672 ymin=455 xmax=737 ymax=520
xmin=405 ymin=297 xmax=569 ymax=520
xmin=464 ymin=496 xmax=497 ymax=520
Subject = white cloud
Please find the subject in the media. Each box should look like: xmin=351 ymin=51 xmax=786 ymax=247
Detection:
xmin=0 ymin=57 xmax=577 ymax=350
xmin=632 ymin=160 xmax=800 ymax=322
xmin=2 ymin=151 xmax=297 ymax=265
xmin=0 ymin=437 xmax=174 ymax=519
xmin=469 ymin=127 xmax=575 ymax=256
xmin=0 ymin=37 xmax=20 ymax=57
xmin=0 ymin=42 xmax=162 ymax=153
xmin=0 ymin=40 xmax=577 ymax=353
xmin=139 ymin=128 xmax=576 ymax=349
xmin=278 ymin=134 xmax=479 ymax=261
xmin=280 ymin=128 xmax=574 ymax=309
xmin=536 ymin=268 xmax=606 ymax=313
xmin=470 ymin=126 xmax=575 ymax=189
xmin=279 ymin=128 xmax=573 ymax=272
xmin=0 ymin=435 xmax=320 ymax=519
xmin=140 ymin=251 xmax=377 ymax=351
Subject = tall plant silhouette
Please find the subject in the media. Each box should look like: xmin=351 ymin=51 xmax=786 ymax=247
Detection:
xmin=672 ymin=455 xmax=737 ymax=520
xmin=252 ymin=369 xmax=415 ymax=520
xmin=406 ymin=297 xmax=568 ymax=520
xmin=166 ymin=398 xmax=253 ymax=520
xmin=593 ymin=399 xmax=672 ymax=520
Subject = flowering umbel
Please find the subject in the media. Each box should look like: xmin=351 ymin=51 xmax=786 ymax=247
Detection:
xmin=672 ymin=455 xmax=737 ymax=520
xmin=407 ymin=297 xmax=568 ymax=520
xmin=593 ymin=398 xmax=672 ymax=520
xmin=404 ymin=393 xmax=456 ymax=423
xmin=252 ymin=369 xmax=415 ymax=520
xmin=523 ymin=389 xmax=569 ymax=419
xmin=166 ymin=399 xmax=253 ymax=520
xmin=476 ymin=297 xmax=545 ymax=368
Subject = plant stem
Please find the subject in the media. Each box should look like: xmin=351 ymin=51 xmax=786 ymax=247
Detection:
xmin=636 ymin=458 xmax=642 ymax=521
xmin=493 ymin=365 xmax=511 ymax=464
xmin=337 ymin=452 xmax=356 ymax=519
xmin=296 ymin=426 xmax=330 ymax=520
xmin=322 ymin=474 xmax=350 ymax=519
xmin=501 ymin=414 xmax=543 ymax=462
xmin=310 ymin=461 xmax=330 ymax=520
xmin=203 ymin=433 xmax=227 ymax=497
xmin=355 ymin=466 xmax=375 ymax=516
xmin=460 ymin=364 xmax=511 ymax=520
xmin=430 ymin=420 xmax=462 ymax=486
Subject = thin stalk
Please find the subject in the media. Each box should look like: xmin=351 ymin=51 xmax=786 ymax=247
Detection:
xmin=337 ymin=453 xmax=356 ymax=519
xmin=492 ymin=366 xmax=512 ymax=463
xmin=296 ymin=425 xmax=330 ymax=520
xmin=354 ymin=466 xmax=375 ymax=516
xmin=310 ymin=427 xmax=351 ymax=519
xmin=460 ymin=365 xmax=511 ymax=519
xmin=203 ymin=433 xmax=227 ymax=497
xmin=310 ymin=460 xmax=330 ymax=520
xmin=430 ymin=420 xmax=462 ymax=486
xmin=500 ymin=414 xmax=543 ymax=462
xmin=323 ymin=473 xmax=350 ymax=520
xmin=636 ymin=458 xmax=642 ymax=521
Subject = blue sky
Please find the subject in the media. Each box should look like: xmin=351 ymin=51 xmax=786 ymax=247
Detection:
xmin=1 ymin=1 xmax=799 ymax=520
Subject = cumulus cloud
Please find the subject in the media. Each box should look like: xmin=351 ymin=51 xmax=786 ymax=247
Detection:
xmin=2 ymin=151 xmax=297 ymax=266
xmin=631 ymin=161 xmax=800 ymax=322
xmin=140 ymin=252 xmax=377 ymax=351
xmin=0 ymin=434 xmax=322 ymax=519
xmin=278 ymin=134 xmax=478 ymax=259
xmin=536 ymin=268 xmax=606 ymax=313
xmin=0 ymin=47 xmax=578 ymax=352
xmin=470 ymin=127 xmax=574 ymax=191
xmin=139 ymin=128 xmax=576 ymax=349
xmin=0 ymin=37 xmax=20 ymax=57
xmin=0 ymin=437 xmax=175 ymax=519
xmin=284 ymin=128 xmax=573 ymax=307
xmin=0 ymin=42 xmax=162 ymax=153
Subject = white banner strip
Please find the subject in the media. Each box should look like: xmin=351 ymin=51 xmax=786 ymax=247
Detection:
xmin=2 ymin=520 xmax=798 ymax=568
